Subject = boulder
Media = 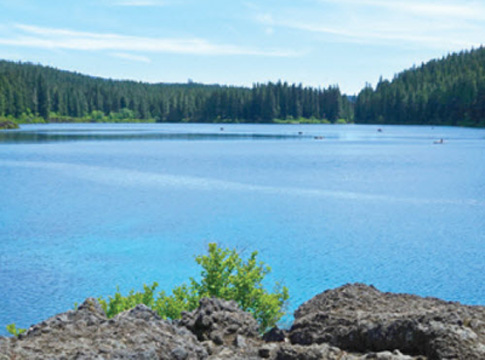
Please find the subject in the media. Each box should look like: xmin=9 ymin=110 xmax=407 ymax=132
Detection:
xmin=263 ymin=326 xmax=287 ymax=343
xmin=289 ymin=283 xmax=485 ymax=360
xmin=0 ymin=298 xmax=207 ymax=359
xmin=180 ymin=297 xmax=262 ymax=359
xmin=1 ymin=285 xmax=483 ymax=360
xmin=180 ymin=297 xmax=259 ymax=346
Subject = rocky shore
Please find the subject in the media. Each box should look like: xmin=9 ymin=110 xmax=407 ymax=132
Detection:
xmin=0 ymin=120 xmax=18 ymax=130
xmin=1 ymin=283 xmax=484 ymax=359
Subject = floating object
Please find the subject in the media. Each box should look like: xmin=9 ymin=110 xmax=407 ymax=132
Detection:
xmin=314 ymin=136 xmax=325 ymax=140
xmin=220 ymin=127 xmax=224 ymax=131
xmin=433 ymin=138 xmax=444 ymax=144
xmin=377 ymin=128 xmax=383 ymax=132
xmin=298 ymin=131 xmax=303 ymax=135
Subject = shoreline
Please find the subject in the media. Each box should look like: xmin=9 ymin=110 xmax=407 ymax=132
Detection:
xmin=1 ymin=283 xmax=484 ymax=359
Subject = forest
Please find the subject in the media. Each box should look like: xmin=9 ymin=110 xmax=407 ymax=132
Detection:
xmin=0 ymin=60 xmax=352 ymax=124
xmin=0 ymin=46 xmax=484 ymax=126
xmin=354 ymin=47 xmax=485 ymax=127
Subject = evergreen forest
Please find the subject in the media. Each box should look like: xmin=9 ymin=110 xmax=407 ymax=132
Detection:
xmin=0 ymin=60 xmax=352 ymax=124
xmin=354 ymin=47 xmax=485 ymax=127
xmin=0 ymin=46 xmax=484 ymax=126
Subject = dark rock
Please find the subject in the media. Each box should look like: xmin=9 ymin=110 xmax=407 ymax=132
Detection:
xmin=289 ymin=283 xmax=485 ymax=360
xmin=259 ymin=346 xmax=272 ymax=358
xmin=180 ymin=297 xmax=259 ymax=346
xmin=263 ymin=326 xmax=287 ymax=342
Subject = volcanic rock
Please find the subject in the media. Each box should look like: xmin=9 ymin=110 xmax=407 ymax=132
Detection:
xmin=289 ymin=283 xmax=485 ymax=359
xmin=0 ymin=298 xmax=207 ymax=359
xmin=1 ymin=284 xmax=484 ymax=359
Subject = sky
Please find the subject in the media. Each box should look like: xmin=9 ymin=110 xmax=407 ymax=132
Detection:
xmin=0 ymin=0 xmax=483 ymax=95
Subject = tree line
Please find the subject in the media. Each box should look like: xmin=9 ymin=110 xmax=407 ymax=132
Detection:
xmin=0 ymin=60 xmax=351 ymax=123
xmin=1 ymin=46 xmax=484 ymax=126
xmin=354 ymin=47 xmax=485 ymax=127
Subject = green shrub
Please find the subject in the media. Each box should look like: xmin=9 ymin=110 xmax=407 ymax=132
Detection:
xmin=97 ymin=243 xmax=289 ymax=331
xmin=6 ymin=323 xmax=25 ymax=336
xmin=334 ymin=118 xmax=348 ymax=124
xmin=98 ymin=282 xmax=159 ymax=318
xmin=0 ymin=119 xmax=19 ymax=129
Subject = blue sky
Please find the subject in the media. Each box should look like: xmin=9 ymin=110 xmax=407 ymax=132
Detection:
xmin=0 ymin=0 xmax=483 ymax=94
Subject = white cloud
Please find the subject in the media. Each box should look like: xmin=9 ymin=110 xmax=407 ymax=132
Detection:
xmin=0 ymin=24 xmax=296 ymax=57
xmin=111 ymin=0 xmax=168 ymax=6
xmin=110 ymin=52 xmax=151 ymax=63
xmin=319 ymin=0 xmax=485 ymax=21
xmin=254 ymin=0 xmax=485 ymax=50
xmin=273 ymin=20 xmax=481 ymax=50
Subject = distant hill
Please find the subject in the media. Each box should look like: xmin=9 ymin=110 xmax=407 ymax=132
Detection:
xmin=0 ymin=60 xmax=352 ymax=123
xmin=354 ymin=47 xmax=485 ymax=127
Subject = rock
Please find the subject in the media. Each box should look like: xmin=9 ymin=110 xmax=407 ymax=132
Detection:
xmin=263 ymin=326 xmax=287 ymax=342
xmin=361 ymin=350 xmax=414 ymax=359
xmin=289 ymin=283 xmax=485 ymax=360
xmin=180 ymin=297 xmax=263 ymax=359
xmin=1 ymin=285 xmax=483 ymax=359
xmin=0 ymin=120 xmax=18 ymax=130
xmin=0 ymin=298 xmax=207 ymax=359
xmin=274 ymin=343 xmax=356 ymax=360
xmin=274 ymin=343 xmax=417 ymax=360
xmin=234 ymin=334 xmax=247 ymax=348
xmin=180 ymin=297 xmax=259 ymax=346
xmin=259 ymin=345 xmax=273 ymax=358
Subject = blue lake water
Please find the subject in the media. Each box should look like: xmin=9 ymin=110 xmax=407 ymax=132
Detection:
xmin=0 ymin=123 xmax=484 ymax=334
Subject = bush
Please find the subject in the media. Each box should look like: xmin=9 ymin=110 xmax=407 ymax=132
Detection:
xmin=6 ymin=323 xmax=25 ymax=336
xmin=97 ymin=243 xmax=289 ymax=331
xmin=0 ymin=118 xmax=19 ymax=129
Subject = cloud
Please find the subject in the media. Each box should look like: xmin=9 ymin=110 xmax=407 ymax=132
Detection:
xmin=112 ymin=0 xmax=168 ymax=6
xmin=254 ymin=0 xmax=485 ymax=50
xmin=318 ymin=0 xmax=485 ymax=21
xmin=0 ymin=24 xmax=296 ymax=57
xmin=272 ymin=20 xmax=480 ymax=50
xmin=110 ymin=52 xmax=151 ymax=63
xmin=265 ymin=27 xmax=274 ymax=36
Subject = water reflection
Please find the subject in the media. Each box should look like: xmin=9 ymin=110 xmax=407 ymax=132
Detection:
xmin=0 ymin=130 xmax=303 ymax=143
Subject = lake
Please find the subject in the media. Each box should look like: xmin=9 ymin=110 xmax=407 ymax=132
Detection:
xmin=0 ymin=123 xmax=484 ymax=333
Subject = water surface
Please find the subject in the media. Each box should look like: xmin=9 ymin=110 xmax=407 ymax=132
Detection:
xmin=0 ymin=123 xmax=484 ymax=333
